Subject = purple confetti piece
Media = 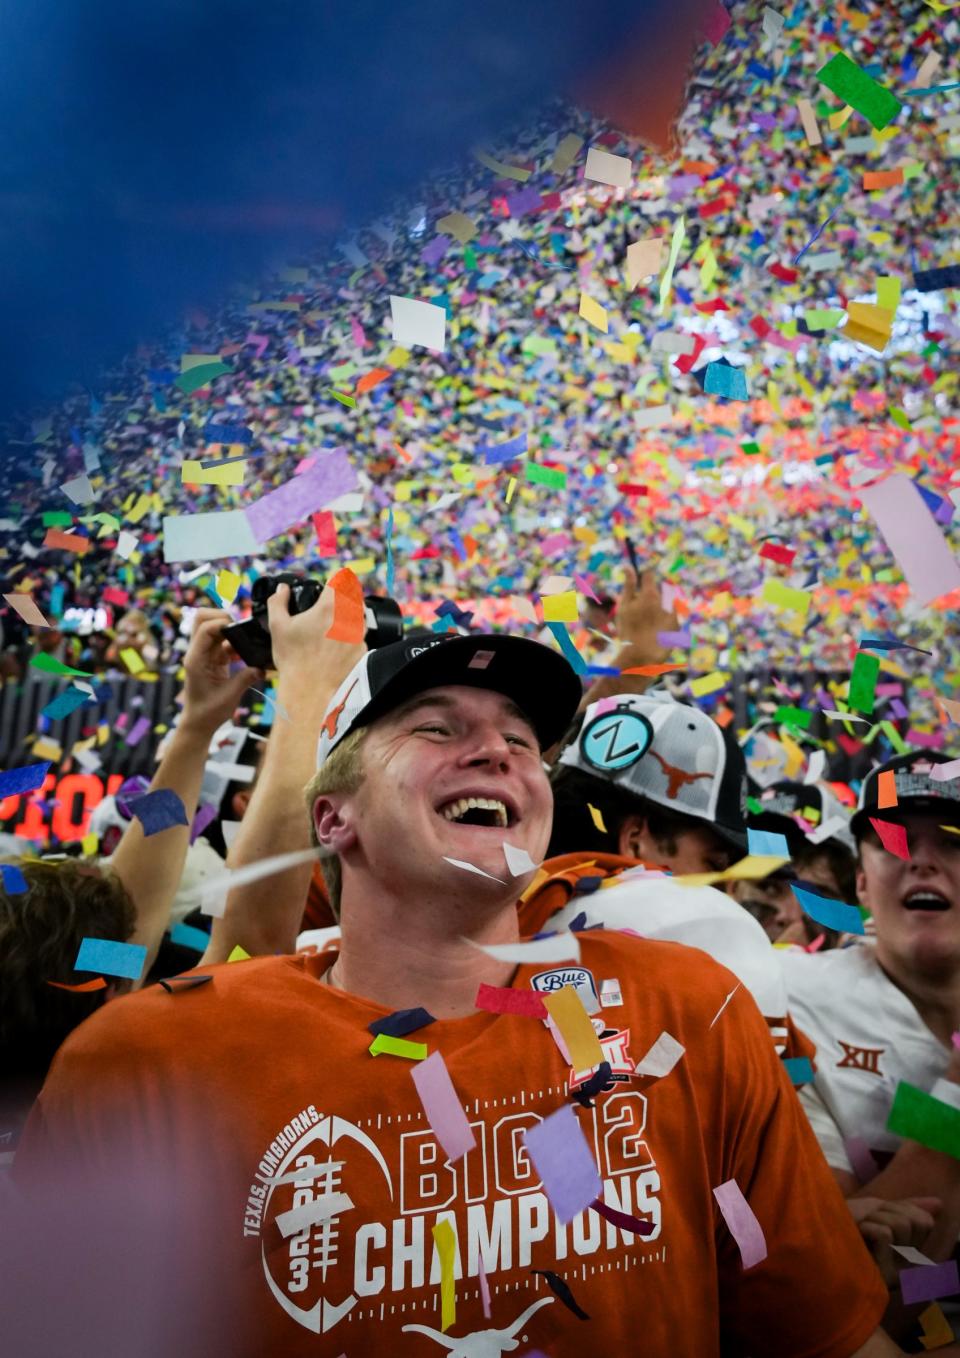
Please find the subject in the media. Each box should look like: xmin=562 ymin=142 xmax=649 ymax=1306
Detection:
xmin=900 ymin=1259 xmax=960 ymax=1306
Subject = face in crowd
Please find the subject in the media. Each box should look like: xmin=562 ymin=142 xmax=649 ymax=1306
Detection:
xmin=857 ymin=813 xmax=960 ymax=983
xmin=315 ymin=685 xmax=553 ymax=902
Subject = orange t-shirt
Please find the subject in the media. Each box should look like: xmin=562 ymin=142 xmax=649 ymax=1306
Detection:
xmin=301 ymin=862 xmax=337 ymax=931
xmin=16 ymin=935 xmax=884 ymax=1357
xmin=519 ymin=852 xmax=818 ymax=1065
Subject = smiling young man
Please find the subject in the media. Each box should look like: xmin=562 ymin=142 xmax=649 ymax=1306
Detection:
xmin=781 ymin=752 xmax=960 ymax=1268
xmin=12 ymin=634 xmax=923 ymax=1358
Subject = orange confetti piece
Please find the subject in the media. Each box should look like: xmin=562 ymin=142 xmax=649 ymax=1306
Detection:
xmin=862 ymin=169 xmax=904 ymax=191
xmin=324 ymin=567 xmax=365 ymax=644
xmin=356 ymin=367 xmax=393 ymax=394
xmin=47 ymin=977 xmax=108 ymax=992
xmin=621 ymin=663 xmax=686 ymax=676
xmin=877 ymin=769 xmax=898 ymax=809
xmin=43 ymin=528 xmax=91 ymax=555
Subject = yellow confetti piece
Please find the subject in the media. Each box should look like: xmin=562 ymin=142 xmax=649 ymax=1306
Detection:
xmin=474 ymin=149 xmax=530 ymax=181
xmin=541 ymin=590 xmax=578 ymax=623
xmin=761 ymin=578 xmax=812 ymax=616
xmin=919 ymin=1301 xmax=955 ymax=1349
xmin=876 ymin=276 xmax=902 ymax=312
xmin=81 ymin=832 xmax=99 ymax=857
xmin=673 ymin=855 xmax=790 ymax=888
xmin=435 ymin=211 xmax=477 ymax=244
xmin=227 ymin=945 xmax=251 ymax=963
xmin=578 ymin=293 xmax=608 ymax=332
xmin=828 ymin=104 xmax=854 ymax=130
xmin=32 ymin=737 xmax=63 ymax=762
xmin=120 ymin=647 xmax=146 ymax=675
xmin=432 ymin=1219 xmax=457 ymax=1332
xmin=689 ymin=671 xmax=728 ymax=698
xmin=348 ymin=557 xmax=376 ymax=574
xmin=588 ymin=804 xmax=608 ymax=834
xmin=216 ymin=569 xmax=241 ymax=603
xmin=180 ymin=459 xmax=247 ymax=486
xmin=543 ymin=985 xmax=605 ymax=1072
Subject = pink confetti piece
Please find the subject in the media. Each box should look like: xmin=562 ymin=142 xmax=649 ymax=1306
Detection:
xmin=478 ymin=1257 xmax=491 ymax=1319
xmin=713 ymin=1178 xmax=767 ymax=1269
xmin=410 ymin=1051 xmax=476 ymax=1163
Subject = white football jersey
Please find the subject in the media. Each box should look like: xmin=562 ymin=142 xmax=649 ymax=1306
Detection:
xmin=780 ymin=943 xmax=950 ymax=1172
xmin=546 ymin=872 xmax=790 ymax=1025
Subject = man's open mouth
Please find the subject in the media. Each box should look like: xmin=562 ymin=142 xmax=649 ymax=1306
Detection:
xmin=902 ymin=888 xmax=952 ymax=912
xmin=437 ymin=796 xmax=516 ymax=829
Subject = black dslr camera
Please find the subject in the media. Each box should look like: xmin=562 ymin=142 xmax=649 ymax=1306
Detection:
xmin=222 ymin=572 xmax=403 ymax=671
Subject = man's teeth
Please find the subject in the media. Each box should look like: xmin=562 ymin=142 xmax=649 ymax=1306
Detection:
xmin=440 ymin=797 xmax=509 ymax=827
xmin=904 ymin=891 xmax=950 ymax=909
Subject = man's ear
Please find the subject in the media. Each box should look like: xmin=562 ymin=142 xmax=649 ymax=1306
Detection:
xmin=312 ymin=795 xmax=358 ymax=855
xmin=230 ymin=788 xmax=253 ymax=819
xmin=855 ymin=862 xmax=869 ymax=910
xmin=618 ymin=812 xmax=646 ymax=859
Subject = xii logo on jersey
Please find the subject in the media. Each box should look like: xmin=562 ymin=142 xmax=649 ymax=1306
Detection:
xmin=836 ymin=1041 xmax=885 ymax=1077
xmin=568 ymin=1022 xmax=636 ymax=1093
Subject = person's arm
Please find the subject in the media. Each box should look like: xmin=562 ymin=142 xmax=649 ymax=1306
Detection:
xmin=580 ymin=568 xmax=679 ymax=710
xmin=110 ymin=608 xmax=262 ymax=979
xmin=201 ymin=584 xmax=364 ymax=963
xmin=831 ymin=1050 xmax=960 ymax=1263
xmin=848 ymin=1332 xmax=960 ymax=1357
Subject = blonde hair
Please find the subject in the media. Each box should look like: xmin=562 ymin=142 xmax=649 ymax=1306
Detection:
xmin=303 ymin=727 xmax=368 ymax=921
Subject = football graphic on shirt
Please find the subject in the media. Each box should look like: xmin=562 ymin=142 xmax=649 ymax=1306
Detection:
xmin=260 ymin=1113 xmax=394 ymax=1335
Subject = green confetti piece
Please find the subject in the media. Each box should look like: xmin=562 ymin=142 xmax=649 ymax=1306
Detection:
xmin=29 ymin=653 xmax=93 ymax=679
xmin=747 ymin=796 xmax=764 ymax=816
xmin=42 ymin=511 xmax=74 ymax=527
xmin=848 ymin=651 xmax=880 ymax=715
xmin=880 ymin=719 xmax=909 ymax=755
xmin=817 ymin=53 xmax=902 ymax=131
xmin=741 ymin=441 xmax=761 ymax=455
xmin=658 ymin=214 xmax=686 ymax=315
xmin=775 ymin=705 xmax=812 ymax=729
xmin=875 ymin=568 xmax=897 ymax=583
xmin=889 ymin=406 xmax=912 ymax=430
xmin=805 ymin=309 xmax=844 ymax=330
xmin=368 ymin=1033 xmax=428 ymax=1060
xmin=525 ymin=463 xmax=567 ymax=490
xmin=464 ymin=245 xmax=478 ymax=271
xmin=887 ymin=1081 xmax=960 ymax=1159
xmin=667 ymin=555 xmax=686 ymax=575
xmin=330 ymin=390 xmax=357 ymax=409
xmin=174 ymin=362 xmax=232 ymax=395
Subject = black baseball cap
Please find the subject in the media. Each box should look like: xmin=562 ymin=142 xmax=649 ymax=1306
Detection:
xmin=851 ymin=751 xmax=960 ymax=840
xmin=316 ymin=631 xmax=582 ymax=765
xmin=751 ymin=781 xmax=856 ymax=854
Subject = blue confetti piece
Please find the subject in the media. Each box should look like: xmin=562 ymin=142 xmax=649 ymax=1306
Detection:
xmin=41 ymin=686 xmax=94 ymax=721
xmin=914 ymin=265 xmax=960 ymax=293
xmin=169 ymin=921 xmax=212 ymax=952
xmin=0 ymin=762 xmax=51 ymax=798
xmin=368 ymin=1007 xmax=436 ymax=1038
xmin=75 ymin=936 xmax=147 ymax=981
xmin=747 ymin=828 xmax=791 ymax=858
xmin=546 ymin=622 xmax=587 ymax=675
xmin=482 ymin=431 xmax=528 ymax=465
xmin=791 ymin=884 xmax=865 ymax=936
xmin=0 ymin=863 xmax=28 ymax=894
xmin=203 ymin=421 xmax=252 ymax=445
xmin=783 ymin=1056 xmax=815 ymax=1086
xmin=127 ymin=788 xmax=189 ymax=837
xmin=704 ymin=361 xmax=749 ymax=401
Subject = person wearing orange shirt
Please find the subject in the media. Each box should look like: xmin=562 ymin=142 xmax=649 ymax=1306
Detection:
xmin=12 ymin=633 xmax=924 ymax=1357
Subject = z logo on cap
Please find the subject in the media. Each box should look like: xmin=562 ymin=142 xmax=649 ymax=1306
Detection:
xmin=581 ymin=706 xmax=654 ymax=772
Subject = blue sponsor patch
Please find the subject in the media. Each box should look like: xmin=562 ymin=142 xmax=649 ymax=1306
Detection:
xmin=580 ymin=706 xmax=653 ymax=772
